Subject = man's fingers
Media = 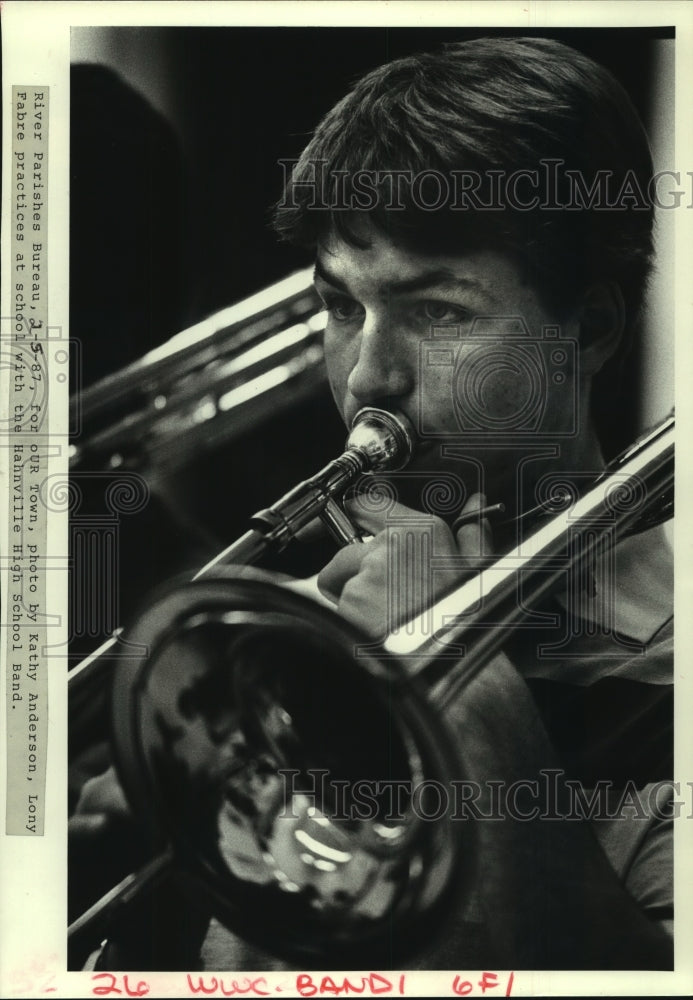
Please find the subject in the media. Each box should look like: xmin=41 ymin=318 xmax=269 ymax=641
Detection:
xmin=454 ymin=492 xmax=494 ymax=558
xmin=75 ymin=765 xmax=130 ymax=821
xmin=318 ymin=492 xmax=495 ymax=608
xmin=69 ymin=812 xmax=112 ymax=840
xmin=344 ymin=495 xmax=434 ymax=537
xmin=296 ymin=497 xmax=416 ymax=544
xmin=317 ymin=541 xmax=371 ymax=603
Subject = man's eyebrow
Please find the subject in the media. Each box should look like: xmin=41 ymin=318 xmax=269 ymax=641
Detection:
xmin=313 ymin=259 xmax=350 ymax=293
xmin=313 ymin=258 xmax=489 ymax=297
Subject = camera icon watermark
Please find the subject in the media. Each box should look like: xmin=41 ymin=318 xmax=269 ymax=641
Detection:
xmin=0 ymin=318 xmax=82 ymax=436
xmin=418 ymin=316 xmax=579 ymax=441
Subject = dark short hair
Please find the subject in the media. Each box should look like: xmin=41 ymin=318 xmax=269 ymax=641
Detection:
xmin=273 ymin=37 xmax=655 ymax=331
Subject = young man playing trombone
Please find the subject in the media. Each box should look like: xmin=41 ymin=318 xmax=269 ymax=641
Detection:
xmin=72 ymin=36 xmax=674 ymax=971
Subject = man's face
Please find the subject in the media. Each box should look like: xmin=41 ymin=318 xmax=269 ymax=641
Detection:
xmin=314 ymin=225 xmax=589 ymax=514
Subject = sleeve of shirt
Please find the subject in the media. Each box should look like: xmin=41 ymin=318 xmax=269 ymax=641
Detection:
xmin=590 ymin=783 xmax=674 ymax=937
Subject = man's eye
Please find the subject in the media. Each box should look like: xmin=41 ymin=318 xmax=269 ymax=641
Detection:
xmin=325 ymin=297 xmax=363 ymax=323
xmin=419 ymin=301 xmax=470 ymax=323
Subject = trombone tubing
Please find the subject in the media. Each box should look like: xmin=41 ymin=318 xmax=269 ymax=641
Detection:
xmin=390 ymin=414 xmax=674 ymax=710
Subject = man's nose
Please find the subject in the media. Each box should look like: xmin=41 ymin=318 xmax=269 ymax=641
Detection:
xmin=346 ymin=314 xmax=414 ymax=403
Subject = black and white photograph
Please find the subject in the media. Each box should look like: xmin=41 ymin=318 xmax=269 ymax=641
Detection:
xmin=2 ymin=3 xmax=693 ymax=996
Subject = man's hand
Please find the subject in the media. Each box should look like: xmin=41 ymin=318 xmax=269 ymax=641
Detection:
xmin=70 ymin=764 xmax=132 ymax=838
xmin=69 ymin=765 xmax=212 ymax=970
xmin=316 ymin=490 xmax=672 ymax=969
xmin=317 ymin=492 xmax=493 ymax=639
xmin=68 ymin=764 xmax=147 ymax=930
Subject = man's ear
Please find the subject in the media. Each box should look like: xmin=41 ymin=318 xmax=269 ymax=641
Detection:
xmin=577 ymin=281 xmax=626 ymax=376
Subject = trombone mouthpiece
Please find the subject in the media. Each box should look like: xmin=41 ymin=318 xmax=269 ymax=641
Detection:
xmin=347 ymin=407 xmax=416 ymax=473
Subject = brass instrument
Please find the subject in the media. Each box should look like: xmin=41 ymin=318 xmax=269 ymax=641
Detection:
xmin=68 ymin=388 xmax=674 ymax=967
xmin=67 ymin=268 xmax=333 ymax=711
xmin=69 ymin=268 xmax=324 ymax=473
xmin=67 ymin=259 xmax=675 ymax=968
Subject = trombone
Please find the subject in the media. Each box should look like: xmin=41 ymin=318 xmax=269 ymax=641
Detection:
xmin=68 ymin=386 xmax=674 ymax=966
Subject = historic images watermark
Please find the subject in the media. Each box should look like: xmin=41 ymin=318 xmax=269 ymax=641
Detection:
xmin=277 ymin=769 xmax=687 ymax=824
xmin=278 ymin=159 xmax=693 ymax=212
